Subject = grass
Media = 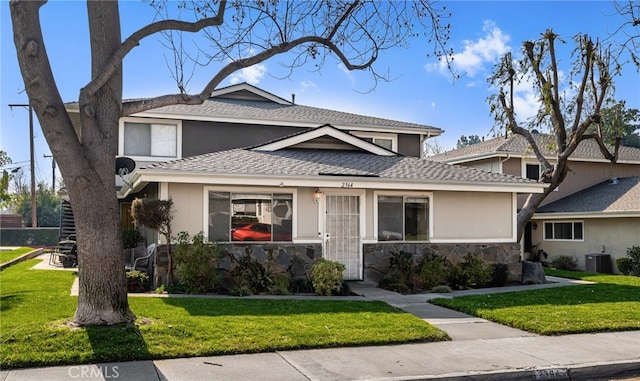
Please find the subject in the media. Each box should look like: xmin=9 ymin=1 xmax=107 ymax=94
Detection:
xmin=431 ymin=268 xmax=640 ymax=336
xmin=0 ymin=259 xmax=449 ymax=369
xmin=0 ymin=247 xmax=35 ymax=264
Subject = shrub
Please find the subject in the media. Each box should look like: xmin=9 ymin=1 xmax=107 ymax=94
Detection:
xmin=270 ymin=274 xmax=291 ymax=295
xmin=174 ymin=231 xmax=220 ymax=294
xmin=230 ymin=248 xmax=274 ymax=294
xmin=551 ymin=255 xmax=578 ymax=271
xmin=460 ymin=253 xmax=492 ymax=287
xmin=445 ymin=264 xmax=470 ymax=290
xmin=627 ymin=245 xmax=640 ymax=276
xmin=122 ymin=228 xmax=144 ymax=249
xmin=126 ymin=270 xmax=149 ymax=293
xmin=616 ymin=257 xmax=632 ymax=275
xmin=388 ymin=250 xmax=414 ymax=283
xmin=489 ymin=263 xmax=510 ymax=287
xmin=418 ymin=254 xmax=448 ymax=290
xmin=311 ymin=259 xmax=345 ymax=296
xmin=527 ymin=247 xmax=548 ymax=263
xmin=430 ymin=285 xmax=452 ymax=293
xmin=290 ymin=277 xmax=314 ymax=294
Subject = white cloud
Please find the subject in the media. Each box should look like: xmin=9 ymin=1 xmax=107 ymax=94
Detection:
xmin=426 ymin=20 xmax=511 ymax=79
xmin=229 ymin=63 xmax=267 ymax=85
xmin=338 ymin=63 xmax=355 ymax=84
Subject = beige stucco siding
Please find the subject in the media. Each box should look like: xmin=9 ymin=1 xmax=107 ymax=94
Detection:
xmin=432 ymin=191 xmax=514 ymax=241
xmin=167 ymin=183 xmax=204 ymax=236
xmin=297 ymin=187 xmax=320 ymax=239
xmin=532 ymin=217 xmax=640 ymax=272
xmin=504 ymin=158 xmax=640 ymax=208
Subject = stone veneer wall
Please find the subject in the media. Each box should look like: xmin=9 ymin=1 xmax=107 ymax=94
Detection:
xmin=158 ymin=243 xmax=323 ymax=287
xmin=363 ymin=242 xmax=522 ymax=283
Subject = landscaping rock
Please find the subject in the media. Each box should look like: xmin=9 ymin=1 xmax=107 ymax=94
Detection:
xmin=522 ymin=261 xmax=546 ymax=284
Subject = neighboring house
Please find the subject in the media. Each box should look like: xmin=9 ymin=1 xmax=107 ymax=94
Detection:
xmin=66 ymin=83 xmax=548 ymax=281
xmin=431 ymin=134 xmax=640 ymax=272
xmin=531 ymin=176 xmax=640 ymax=273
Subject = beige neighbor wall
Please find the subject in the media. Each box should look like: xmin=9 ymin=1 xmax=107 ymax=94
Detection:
xmin=432 ymin=191 xmax=514 ymax=241
xmin=297 ymin=187 xmax=320 ymax=240
xmin=460 ymin=157 xmax=503 ymax=174
xmin=503 ymin=158 xmax=640 ymax=208
xmin=531 ymin=217 xmax=640 ymax=273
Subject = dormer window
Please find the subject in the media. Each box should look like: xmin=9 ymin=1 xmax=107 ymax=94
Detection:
xmin=350 ymin=132 xmax=397 ymax=152
xmin=119 ymin=118 xmax=182 ymax=160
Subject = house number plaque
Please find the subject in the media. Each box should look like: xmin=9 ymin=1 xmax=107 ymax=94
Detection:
xmin=341 ymin=182 xmax=354 ymax=188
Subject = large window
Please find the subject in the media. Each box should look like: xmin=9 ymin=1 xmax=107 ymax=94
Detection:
xmin=377 ymin=196 xmax=429 ymax=241
xmin=123 ymin=121 xmax=178 ymax=158
xmin=208 ymin=192 xmax=292 ymax=242
xmin=544 ymin=221 xmax=583 ymax=241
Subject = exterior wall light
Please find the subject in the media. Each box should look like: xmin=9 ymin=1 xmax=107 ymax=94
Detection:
xmin=313 ymin=188 xmax=323 ymax=203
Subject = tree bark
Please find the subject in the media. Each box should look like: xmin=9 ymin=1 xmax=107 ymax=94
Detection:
xmin=11 ymin=0 xmax=135 ymax=325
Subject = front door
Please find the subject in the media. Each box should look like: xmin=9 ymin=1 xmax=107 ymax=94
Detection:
xmin=323 ymin=194 xmax=362 ymax=280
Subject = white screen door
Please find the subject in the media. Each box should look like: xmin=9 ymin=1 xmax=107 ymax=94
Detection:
xmin=324 ymin=194 xmax=362 ymax=280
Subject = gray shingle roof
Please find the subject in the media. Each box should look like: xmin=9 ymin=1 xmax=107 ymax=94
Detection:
xmin=536 ymin=177 xmax=640 ymax=214
xmin=430 ymin=134 xmax=640 ymax=162
xmin=147 ymin=97 xmax=441 ymax=133
xmin=141 ymin=148 xmax=540 ymax=186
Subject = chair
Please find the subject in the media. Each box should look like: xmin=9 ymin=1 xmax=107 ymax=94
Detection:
xmin=125 ymin=243 xmax=156 ymax=275
xmin=49 ymin=239 xmax=78 ymax=267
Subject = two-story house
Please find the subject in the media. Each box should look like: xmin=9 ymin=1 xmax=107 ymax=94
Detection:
xmin=67 ymin=83 xmax=547 ymax=282
xmin=431 ymin=133 xmax=640 ymax=272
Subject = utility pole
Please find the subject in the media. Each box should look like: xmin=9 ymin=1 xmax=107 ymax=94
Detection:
xmin=8 ymin=103 xmax=37 ymax=228
xmin=44 ymin=154 xmax=56 ymax=192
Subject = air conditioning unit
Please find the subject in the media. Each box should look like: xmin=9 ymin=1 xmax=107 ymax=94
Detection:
xmin=585 ymin=254 xmax=612 ymax=273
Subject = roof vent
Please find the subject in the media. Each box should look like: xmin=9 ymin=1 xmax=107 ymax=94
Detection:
xmin=611 ymin=177 xmax=619 ymax=185
xmin=291 ymin=94 xmax=295 ymax=104
xmin=531 ymin=129 xmax=540 ymax=135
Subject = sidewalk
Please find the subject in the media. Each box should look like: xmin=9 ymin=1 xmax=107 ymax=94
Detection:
xmin=2 ymin=273 xmax=639 ymax=380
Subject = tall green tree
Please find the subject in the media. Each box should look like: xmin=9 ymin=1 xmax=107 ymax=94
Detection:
xmin=591 ymin=101 xmax=640 ymax=148
xmin=10 ymin=0 xmax=452 ymax=326
xmin=13 ymin=182 xmax=60 ymax=227
xmin=456 ymin=134 xmax=482 ymax=148
xmin=0 ymin=151 xmax=12 ymax=205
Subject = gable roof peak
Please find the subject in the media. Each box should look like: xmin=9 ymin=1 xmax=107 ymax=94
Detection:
xmin=209 ymin=82 xmax=291 ymax=105
xmin=252 ymin=123 xmax=398 ymax=156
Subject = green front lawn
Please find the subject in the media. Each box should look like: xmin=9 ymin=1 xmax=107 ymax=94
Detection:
xmin=431 ymin=269 xmax=640 ymax=335
xmin=0 ymin=247 xmax=35 ymax=264
xmin=0 ymin=260 xmax=448 ymax=369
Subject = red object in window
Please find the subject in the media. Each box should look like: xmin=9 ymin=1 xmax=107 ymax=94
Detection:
xmin=232 ymin=223 xmax=272 ymax=241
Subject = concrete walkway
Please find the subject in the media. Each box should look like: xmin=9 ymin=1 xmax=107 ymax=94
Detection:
xmin=2 ymin=260 xmax=639 ymax=381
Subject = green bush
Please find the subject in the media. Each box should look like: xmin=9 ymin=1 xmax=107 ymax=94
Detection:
xmin=627 ymin=245 xmax=640 ymax=276
xmin=418 ymin=254 xmax=448 ymax=290
xmin=230 ymin=248 xmax=274 ymax=294
xmin=174 ymin=231 xmax=220 ymax=294
xmin=311 ymin=259 xmax=345 ymax=296
xmin=430 ymin=284 xmax=452 ymax=293
xmin=616 ymin=257 xmax=632 ymax=275
xmin=126 ymin=270 xmax=149 ymax=293
xmin=388 ymin=250 xmax=414 ymax=283
xmin=445 ymin=264 xmax=470 ymax=290
xmin=551 ymin=255 xmax=578 ymax=271
xmin=460 ymin=253 xmax=492 ymax=287
xmin=122 ymin=228 xmax=145 ymax=249
xmin=489 ymin=263 xmax=510 ymax=287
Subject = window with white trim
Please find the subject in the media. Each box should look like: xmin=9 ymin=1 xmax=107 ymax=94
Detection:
xmin=122 ymin=121 xmax=179 ymax=158
xmin=208 ymin=191 xmax=293 ymax=242
xmin=544 ymin=221 xmax=583 ymax=241
xmin=525 ymin=163 xmax=540 ymax=181
xmin=377 ymin=196 xmax=429 ymax=241
xmin=351 ymin=132 xmax=397 ymax=151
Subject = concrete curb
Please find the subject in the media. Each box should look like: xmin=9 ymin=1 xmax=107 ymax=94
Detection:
xmin=396 ymin=360 xmax=640 ymax=380
xmin=0 ymin=248 xmax=44 ymax=271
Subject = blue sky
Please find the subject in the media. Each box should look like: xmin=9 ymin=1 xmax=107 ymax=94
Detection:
xmin=2 ymin=1 xmax=639 ymax=188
